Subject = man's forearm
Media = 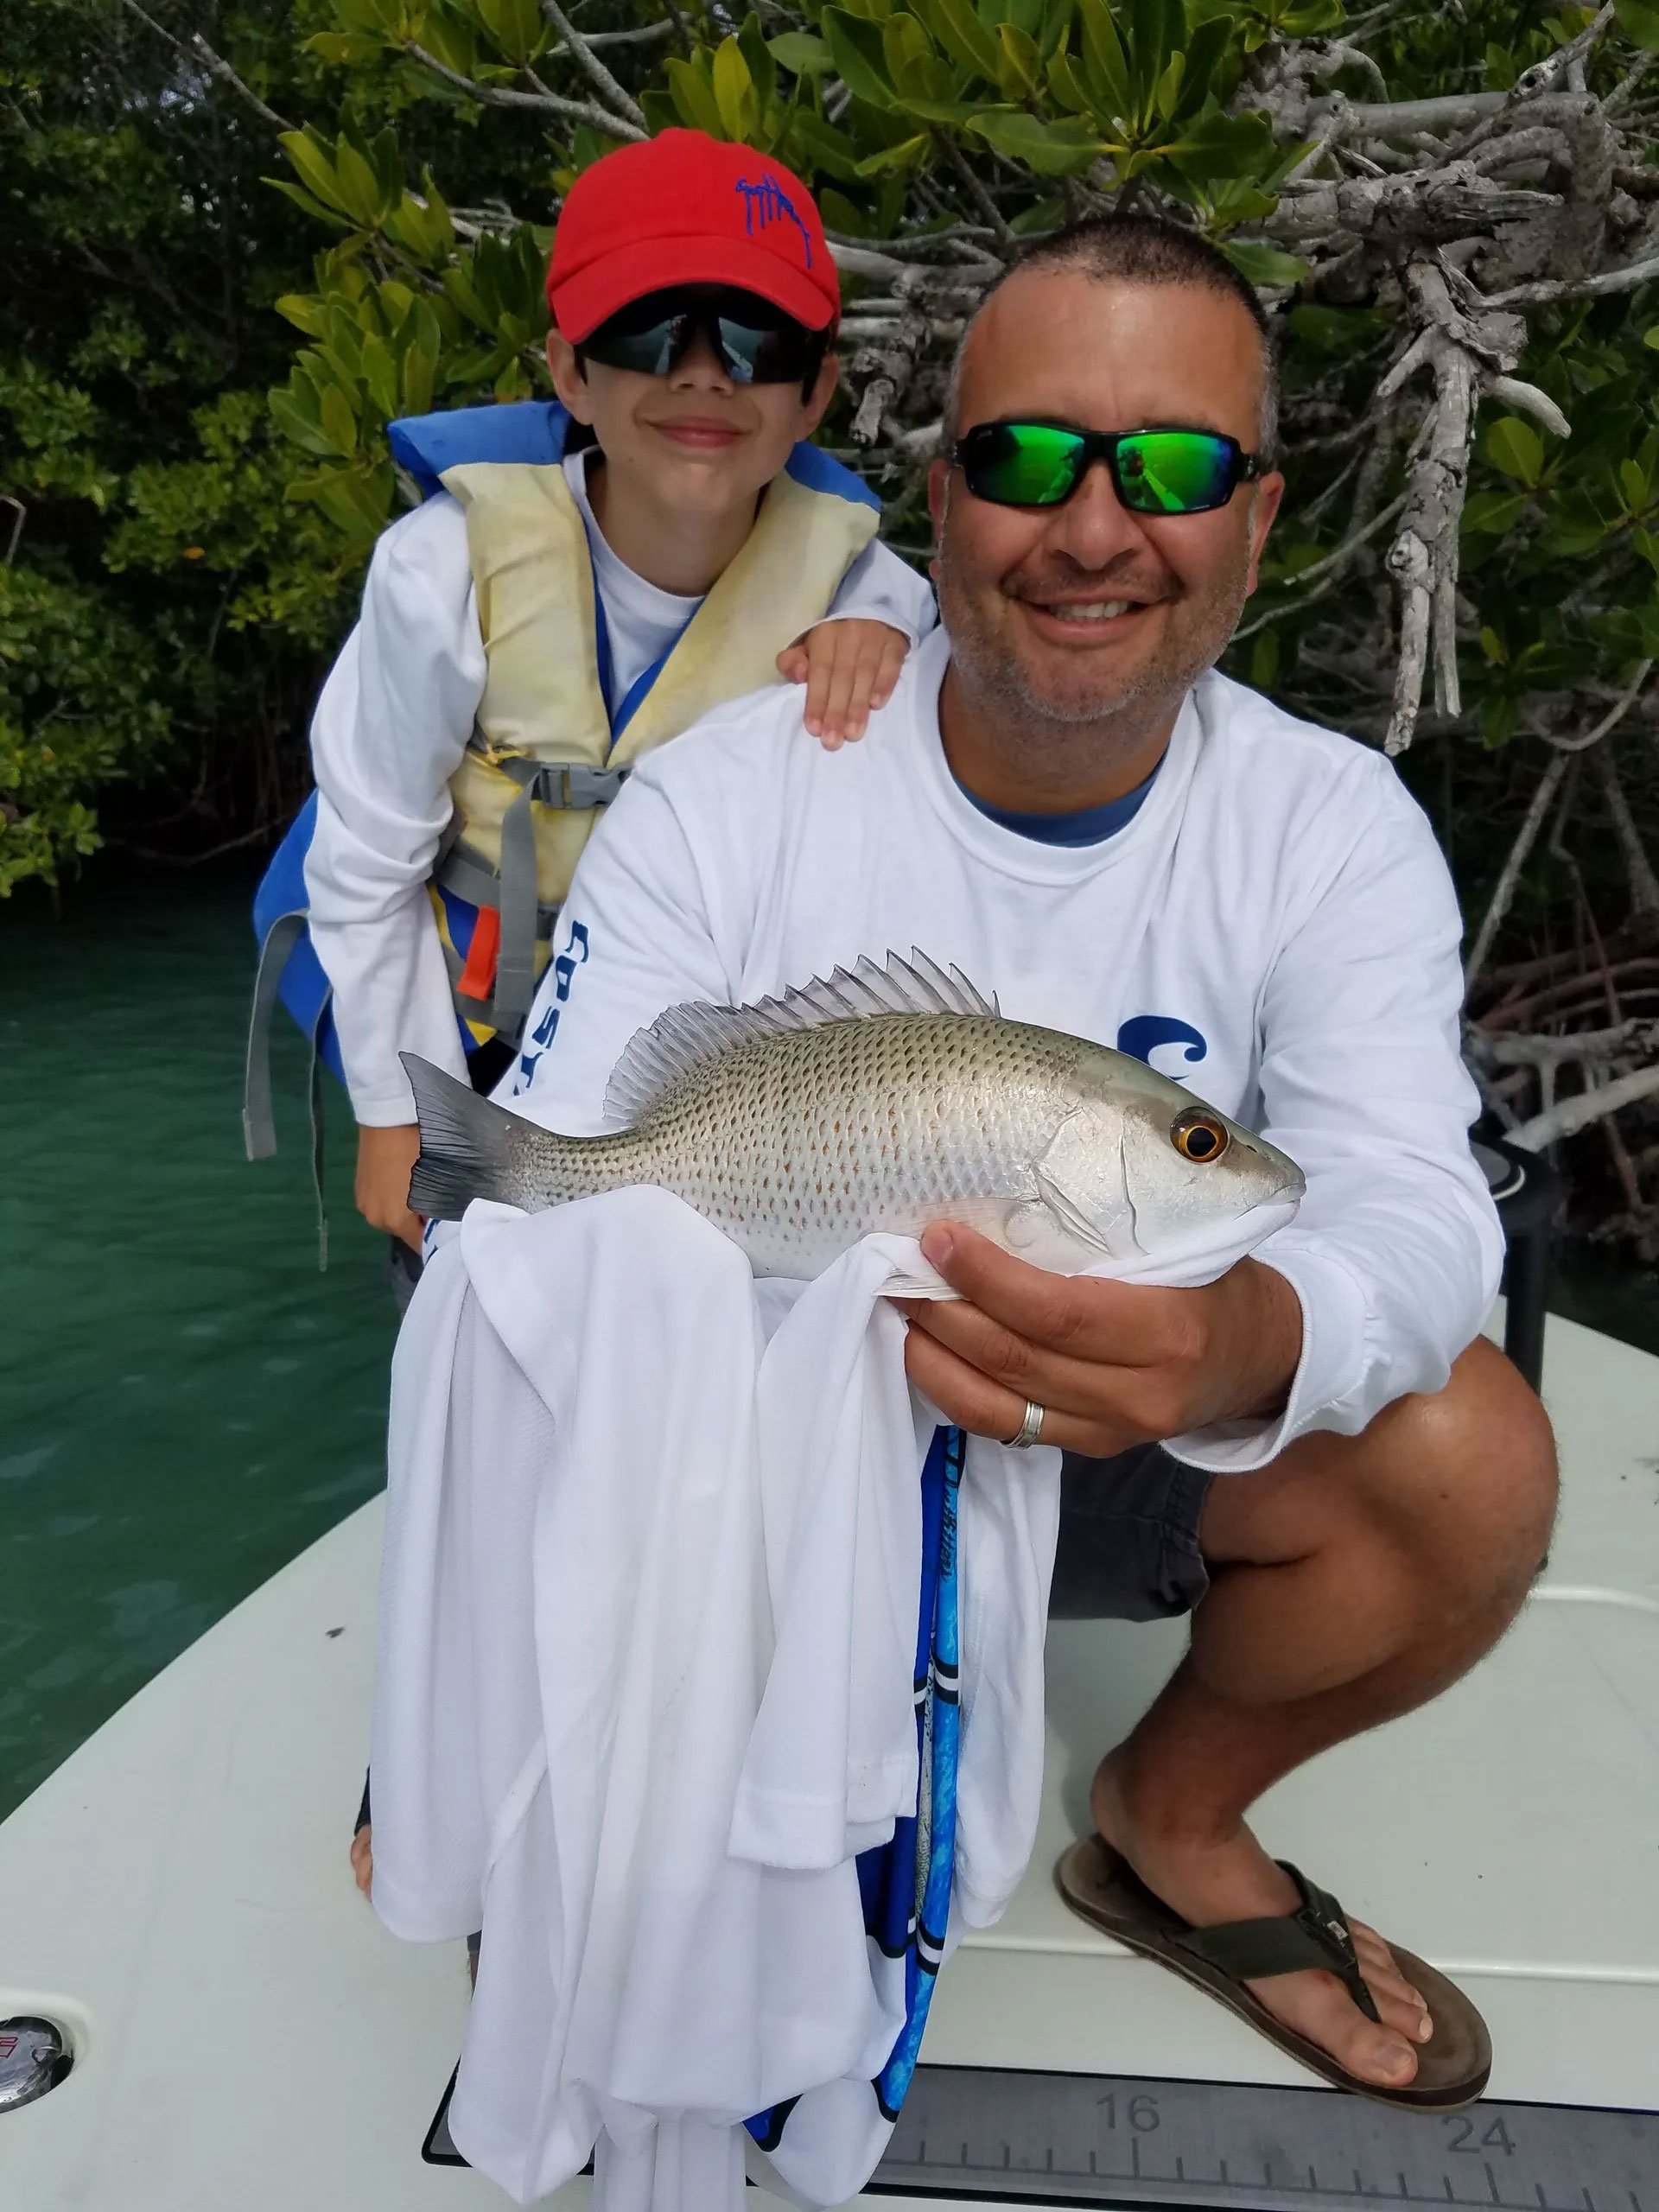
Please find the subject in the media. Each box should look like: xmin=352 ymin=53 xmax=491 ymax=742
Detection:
xmin=1201 ymin=1257 xmax=1304 ymax=1426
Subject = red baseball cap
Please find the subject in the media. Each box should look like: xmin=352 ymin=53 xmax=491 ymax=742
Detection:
xmin=547 ymin=130 xmax=840 ymax=341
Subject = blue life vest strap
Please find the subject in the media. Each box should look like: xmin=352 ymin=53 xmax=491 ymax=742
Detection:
xmin=388 ymin=397 xmax=880 ymax=515
xmin=388 ymin=400 xmax=572 ymax=497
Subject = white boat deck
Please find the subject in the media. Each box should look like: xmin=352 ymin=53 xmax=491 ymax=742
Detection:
xmin=1 ymin=1308 xmax=1655 ymax=2210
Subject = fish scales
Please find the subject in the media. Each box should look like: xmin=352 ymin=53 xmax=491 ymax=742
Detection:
xmin=485 ymin=1016 xmax=1083 ymax=1276
xmin=608 ymin=1015 xmax=1082 ymax=1274
xmin=403 ymin=953 xmax=1305 ymax=1281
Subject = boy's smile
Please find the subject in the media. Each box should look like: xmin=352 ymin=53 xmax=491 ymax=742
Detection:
xmin=548 ymin=325 xmax=840 ymax=598
xmin=645 ymin=408 xmax=748 ymax=452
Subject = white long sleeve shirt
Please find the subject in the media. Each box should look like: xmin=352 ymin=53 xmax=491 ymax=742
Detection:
xmin=499 ymin=626 xmax=1504 ymax=1472
xmin=303 ymin=452 xmax=938 ymax=1124
xmin=374 ymin=1190 xmax=1060 ymax=2207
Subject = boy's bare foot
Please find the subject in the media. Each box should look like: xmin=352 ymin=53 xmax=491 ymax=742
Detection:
xmin=351 ymin=1822 xmax=373 ymax=1899
xmin=1090 ymin=1753 xmax=1433 ymax=2091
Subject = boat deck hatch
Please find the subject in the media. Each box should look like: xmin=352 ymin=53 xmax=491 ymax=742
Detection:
xmin=869 ymin=2065 xmax=1656 ymax=2210
xmin=0 ymin=2017 xmax=70 ymax=2114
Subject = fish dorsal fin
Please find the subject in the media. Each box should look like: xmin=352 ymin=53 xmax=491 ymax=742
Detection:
xmin=603 ymin=949 xmax=1000 ymax=1125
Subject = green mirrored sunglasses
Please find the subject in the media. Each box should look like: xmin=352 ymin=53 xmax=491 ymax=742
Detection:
xmin=953 ymin=419 xmax=1262 ymax=517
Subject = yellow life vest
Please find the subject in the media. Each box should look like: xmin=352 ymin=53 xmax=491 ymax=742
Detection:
xmin=423 ymin=425 xmax=880 ymax=1045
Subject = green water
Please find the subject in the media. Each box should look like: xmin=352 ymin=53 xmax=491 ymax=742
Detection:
xmin=3 ymin=863 xmax=1658 ymax=1828
xmin=0 ymin=863 xmax=395 ymax=1822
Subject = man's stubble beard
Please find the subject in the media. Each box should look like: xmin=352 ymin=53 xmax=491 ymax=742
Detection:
xmin=935 ymin=527 xmax=1255 ymax=791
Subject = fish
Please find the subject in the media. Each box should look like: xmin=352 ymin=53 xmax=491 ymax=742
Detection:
xmin=403 ymin=950 xmax=1304 ymax=1287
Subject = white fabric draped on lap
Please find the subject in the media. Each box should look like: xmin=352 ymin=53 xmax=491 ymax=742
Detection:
xmin=368 ymin=1188 xmax=1062 ymax=2209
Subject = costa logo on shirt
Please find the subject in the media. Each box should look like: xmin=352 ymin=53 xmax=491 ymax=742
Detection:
xmin=513 ymin=917 xmax=592 ymax=1094
xmin=1116 ymin=1015 xmax=1208 ymax=1071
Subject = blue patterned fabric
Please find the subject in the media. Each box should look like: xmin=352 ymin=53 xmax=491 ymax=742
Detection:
xmin=746 ymin=1421 xmax=963 ymax=2149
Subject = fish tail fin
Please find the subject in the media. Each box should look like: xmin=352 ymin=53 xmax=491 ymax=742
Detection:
xmin=402 ymin=1052 xmax=520 ymax=1221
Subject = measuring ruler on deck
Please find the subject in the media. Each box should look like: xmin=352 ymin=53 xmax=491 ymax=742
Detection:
xmin=868 ymin=2067 xmax=1656 ymax=2211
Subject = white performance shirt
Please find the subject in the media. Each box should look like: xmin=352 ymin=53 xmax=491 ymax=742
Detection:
xmin=303 ymin=450 xmax=938 ymax=1125
xmin=502 ymin=626 xmax=1504 ymax=1472
xmin=373 ymin=1187 xmax=1062 ymax=2208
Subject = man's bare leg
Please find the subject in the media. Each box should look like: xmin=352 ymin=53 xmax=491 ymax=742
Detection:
xmin=1090 ymin=1337 xmax=1559 ymax=2092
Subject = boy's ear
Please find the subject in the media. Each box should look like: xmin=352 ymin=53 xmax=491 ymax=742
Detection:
xmin=548 ymin=330 xmax=594 ymax=423
xmin=798 ymin=345 xmax=842 ymax=434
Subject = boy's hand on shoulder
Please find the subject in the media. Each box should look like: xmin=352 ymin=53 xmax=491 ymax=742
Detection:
xmin=779 ymin=619 xmax=909 ymax=749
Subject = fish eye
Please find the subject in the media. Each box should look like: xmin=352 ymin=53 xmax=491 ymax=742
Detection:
xmin=1171 ymin=1111 xmax=1229 ymax=1164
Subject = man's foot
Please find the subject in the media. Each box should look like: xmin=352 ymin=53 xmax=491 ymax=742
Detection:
xmin=351 ymin=1822 xmax=373 ymax=1900
xmin=1090 ymin=1754 xmax=1432 ymax=2091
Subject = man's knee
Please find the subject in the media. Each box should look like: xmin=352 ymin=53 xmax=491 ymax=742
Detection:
xmin=1205 ymin=1337 xmax=1558 ymax=1606
xmin=1339 ymin=1337 xmax=1558 ymax=1611
xmin=1398 ymin=1337 xmax=1556 ymax=1560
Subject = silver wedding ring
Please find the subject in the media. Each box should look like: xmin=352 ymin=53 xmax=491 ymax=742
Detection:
xmin=1007 ymin=1399 xmax=1046 ymax=1450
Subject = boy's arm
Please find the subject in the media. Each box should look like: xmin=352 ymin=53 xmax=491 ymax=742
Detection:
xmin=823 ymin=536 xmax=938 ymax=642
xmin=304 ymin=496 xmax=486 ymax=1128
xmin=779 ymin=540 xmax=938 ymax=744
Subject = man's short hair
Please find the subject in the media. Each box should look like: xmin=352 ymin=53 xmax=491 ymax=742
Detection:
xmin=942 ymin=213 xmax=1280 ymax=462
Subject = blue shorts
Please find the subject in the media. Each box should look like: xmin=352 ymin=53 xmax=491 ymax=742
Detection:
xmin=1049 ymin=1446 xmax=1215 ymax=1622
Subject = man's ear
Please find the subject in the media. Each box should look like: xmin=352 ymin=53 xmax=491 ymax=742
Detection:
xmin=1243 ymin=469 xmax=1285 ymax=596
xmin=798 ymin=344 xmax=842 ymax=434
xmin=925 ymin=457 xmax=952 ymax=582
xmin=926 ymin=455 xmax=950 ymax=537
xmin=548 ymin=330 xmax=593 ymax=423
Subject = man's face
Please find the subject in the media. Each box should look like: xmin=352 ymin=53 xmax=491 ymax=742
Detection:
xmin=549 ymin=321 xmax=838 ymax=521
xmin=929 ymin=271 xmax=1284 ymax=733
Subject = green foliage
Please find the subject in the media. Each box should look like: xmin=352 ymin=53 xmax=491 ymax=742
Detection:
xmin=263 ymin=0 xmax=1325 ymax=538
xmin=6 ymin=0 xmax=1659 ymax=1076
xmin=0 ymin=563 xmax=169 ymax=893
xmin=0 ymin=0 xmax=361 ymax=887
xmin=0 ymin=0 xmax=562 ymax=887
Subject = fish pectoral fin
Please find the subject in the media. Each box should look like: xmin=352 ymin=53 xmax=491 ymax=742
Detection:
xmin=1031 ymin=1161 xmax=1119 ymax=1255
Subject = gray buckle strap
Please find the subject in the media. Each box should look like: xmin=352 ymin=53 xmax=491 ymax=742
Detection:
xmin=435 ymin=846 xmax=559 ymax=937
xmin=1173 ymin=1861 xmax=1382 ymax=2024
xmin=244 ymin=910 xmax=309 ymax=1160
xmin=490 ymin=757 xmax=629 ymax=1027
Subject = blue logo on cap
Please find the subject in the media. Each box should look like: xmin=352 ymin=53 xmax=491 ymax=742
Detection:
xmin=734 ymin=175 xmax=813 ymax=265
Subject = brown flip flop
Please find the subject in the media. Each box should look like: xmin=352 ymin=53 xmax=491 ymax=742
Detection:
xmin=1056 ymin=1835 xmax=1491 ymax=2112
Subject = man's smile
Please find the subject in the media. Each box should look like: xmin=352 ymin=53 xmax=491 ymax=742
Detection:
xmin=1015 ymin=591 xmax=1166 ymax=639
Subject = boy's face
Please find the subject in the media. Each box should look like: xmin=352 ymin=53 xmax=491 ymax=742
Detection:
xmin=548 ymin=321 xmax=840 ymax=519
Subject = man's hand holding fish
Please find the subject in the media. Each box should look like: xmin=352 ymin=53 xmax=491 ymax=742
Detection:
xmin=896 ymin=1226 xmax=1306 ymax=1460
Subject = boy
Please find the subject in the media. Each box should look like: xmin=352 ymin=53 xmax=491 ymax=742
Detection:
xmin=303 ymin=130 xmax=935 ymax=1894
xmin=296 ymin=129 xmax=934 ymax=1254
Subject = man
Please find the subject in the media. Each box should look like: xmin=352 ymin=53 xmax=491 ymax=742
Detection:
xmin=494 ymin=214 xmax=1557 ymax=2107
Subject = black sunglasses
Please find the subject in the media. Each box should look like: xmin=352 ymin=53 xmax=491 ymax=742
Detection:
xmin=579 ymin=286 xmax=829 ymax=392
xmin=953 ymin=419 xmax=1262 ymax=517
